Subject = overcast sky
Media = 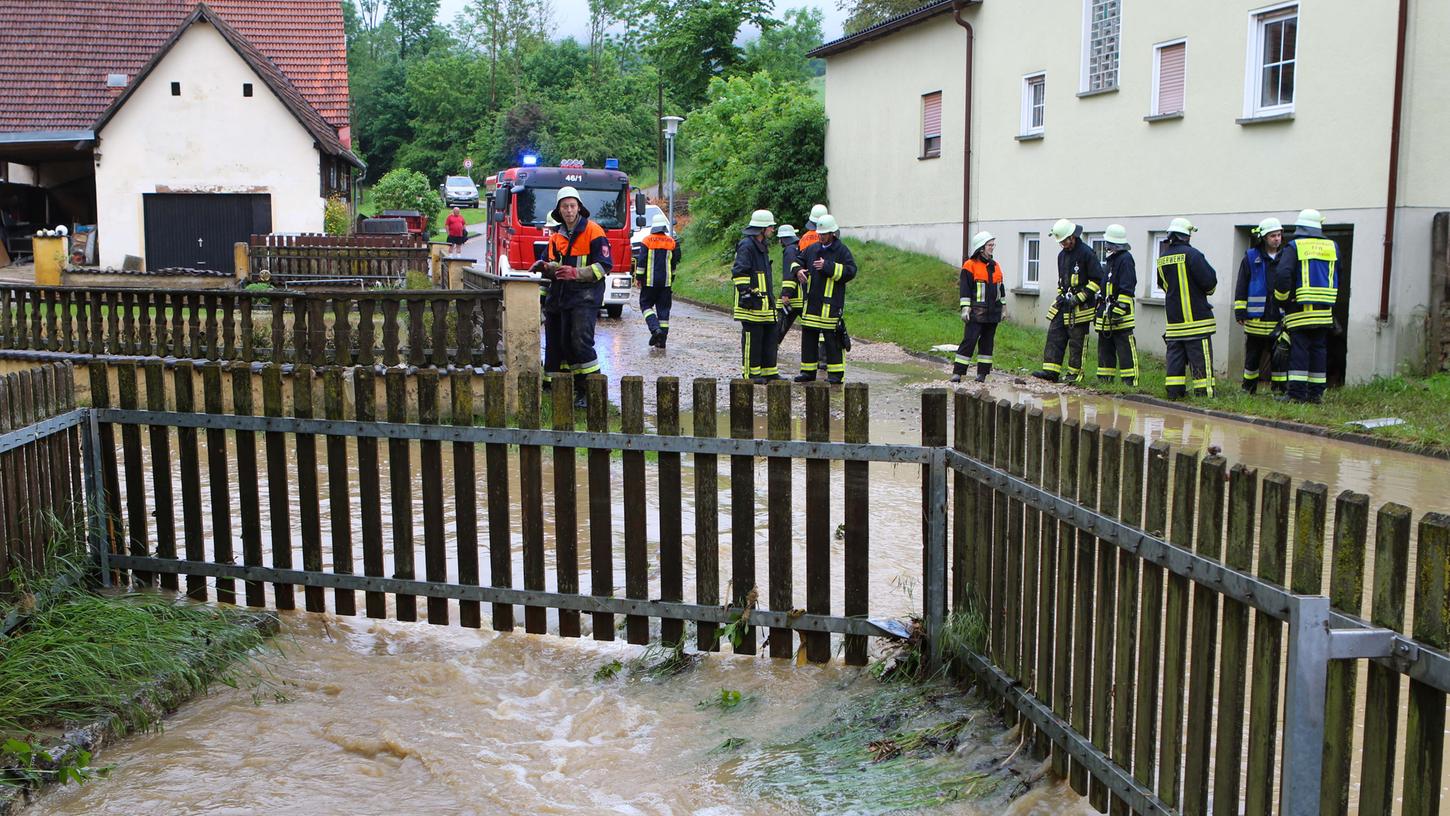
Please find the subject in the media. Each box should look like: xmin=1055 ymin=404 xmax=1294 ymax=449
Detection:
xmin=435 ymin=0 xmax=847 ymax=44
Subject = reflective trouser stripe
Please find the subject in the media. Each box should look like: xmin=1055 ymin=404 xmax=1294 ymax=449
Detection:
xmin=1042 ymin=362 xmax=1062 ymax=373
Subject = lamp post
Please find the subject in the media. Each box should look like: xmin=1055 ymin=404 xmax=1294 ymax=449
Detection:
xmin=661 ymin=115 xmax=684 ymax=229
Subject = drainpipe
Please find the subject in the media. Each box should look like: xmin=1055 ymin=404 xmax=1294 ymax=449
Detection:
xmin=1378 ymin=0 xmax=1408 ymax=322
xmin=951 ymin=1 xmax=979 ymax=261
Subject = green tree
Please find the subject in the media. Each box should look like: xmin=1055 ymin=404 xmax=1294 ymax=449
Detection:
xmin=838 ymin=0 xmax=921 ymax=35
xmin=371 ymin=168 xmax=438 ymax=216
xmin=388 ymin=0 xmax=441 ymax=57
xmin=617 ymin=0 xmax=774 ymax=109
xmin=398 ymin=48 xmax=492 ymax=178
xmin=681 ymin=71 xmax=826 ymax=243
xmin=743 ymin=6 xmax=825 ymax=83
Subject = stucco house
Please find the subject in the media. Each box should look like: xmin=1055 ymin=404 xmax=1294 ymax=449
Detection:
xmin=0 ymin=0 xmax=360 ymax=271
xmin=810 ymin=0 xmax=1450 ymax=383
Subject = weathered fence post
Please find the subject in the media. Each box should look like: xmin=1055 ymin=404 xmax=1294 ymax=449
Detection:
xmin=1321 ymin=490 xmax=1370 ymax=815
xmin=694 ymin=378 xmax=721 ymax=652
xmin=767 ymin=381 xmax=795 ymax=660
xmin=453 ymin=370 xmax=481 ymax=630
xmin=843 ymin=383 xmax=870 ymax=666
xmin=1213 ymin=463 xmax=1259 ymax=816
xmin=621 ymin=376 xmax=648 ymax=644
xmin=1356 ymin=502 xmax=1411 ymax=813
xmin=920 ymin=388 xmax=948 ymax=670
xmin=552 ymin=377 xmax=580 ymax=638
xmin=1400 ymin=512 xmax=1448 ymax=816
xmin=657 ymin=378 xmax=684 ymax=646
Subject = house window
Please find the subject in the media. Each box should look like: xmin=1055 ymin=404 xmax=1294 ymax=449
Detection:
xmin=1021 ymin=234 xmax=1041 ymax=290
xmin=1148 ymin=230 xmax=1169 ymax=298
xmin=1082 ymin=0 xmax=1120 ymax=92
xmin=243 ymin=83 xmax=253 ymax=97
xmin=1084 ymin=232 xmax=1110 ymax=264
xmin=1152 ymin=40 xmax=1187 ymax=115
xmin=1021 ymin=74 xmax=1046 ymax=136
xmin=921 ymin=91 xmax=942 ymax=158
xmin=1246 ymin=4 xmax=1297 ymax=117
xmin=170 ymin=82 xmax=181 ymax=96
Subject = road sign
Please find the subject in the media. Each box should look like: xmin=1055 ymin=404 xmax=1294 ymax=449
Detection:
xmin=464 ymin=157 xmax=473 ymax=169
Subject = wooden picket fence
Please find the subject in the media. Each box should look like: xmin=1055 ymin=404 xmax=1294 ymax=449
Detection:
xmin=941 ymin=388 xmax=1450 ymax=816
xmin=248 ymin=233 xmax=428 ymax=287
xmin=0 ymin=362 xmax=83 ymax=602
xmin=88 ymin=366 xmax=898 ymax=664
xmin=0 ymin=285 xmax=503 ymax=369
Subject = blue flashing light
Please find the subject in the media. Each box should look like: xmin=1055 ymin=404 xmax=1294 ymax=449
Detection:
xmin=521 ymin=153 xmax=539 ymax=166
xmin=604 ymin=157 xmax=620 ymax=170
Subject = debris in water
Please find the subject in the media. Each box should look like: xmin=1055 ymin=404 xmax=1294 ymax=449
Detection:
xmin=1345 ymin=417 xmax=1405 ymax=429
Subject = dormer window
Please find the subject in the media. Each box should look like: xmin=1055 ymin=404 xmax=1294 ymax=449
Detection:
xmin=106 ymin=73 xmax=127 ymax=88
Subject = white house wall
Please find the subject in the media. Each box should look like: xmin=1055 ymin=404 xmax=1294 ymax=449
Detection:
xmin=93 ymin=20 xmax=323 ymax=269
xmin=822 ymin=1 xmax=1450 ymax=380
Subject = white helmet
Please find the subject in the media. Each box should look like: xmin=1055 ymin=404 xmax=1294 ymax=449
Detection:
xmin=809 ymin=204 xmax=829 ymax=221
xmin=748 ymin=209 xmax=776 ymax=228
xmin=969 ymin=230 xmax=994 ymax=257
xmin=1103 ymin=224 xmax=1129 ymax=246
xmin=1295 ymin=209 xmax=1324 ymax=229
xmin=1166 ymin=217 xmax=1197 ymax=236
xmin=1254 ymin=217 xmax=1284 ymax=236
xmin=814 ymin=214 xmax=840 ymax=235
xmin=777 ymin=224 xmax=798 ymax=240
xmin=550 ymin=186 xmax=589 ymax=220
xmin=650 ymin=213 xmax=669 ymax=233
xmin=1049 ymin=219 xmax=1076 ymax=243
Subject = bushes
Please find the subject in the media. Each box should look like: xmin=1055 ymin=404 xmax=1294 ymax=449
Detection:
xmin=681 ymin=71 xmax=826 ymax=244
xmin=370 ymin=168 xmax=438 ymax=217
xmin=323 ymin=195 xmax=351 ymax=236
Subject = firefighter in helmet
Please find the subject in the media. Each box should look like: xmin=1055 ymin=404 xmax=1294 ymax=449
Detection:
xmin=1156 ymin=217 xmax=1218 ymax=398
xmin=1235 ymin=217 xmax=1288 ymax=393
xmin=541 ymin=187 xmax=612 ymax=407
xmin=634 ymin=213 xmax=680 ymax=349
xmin=1095 ymin=224 xmax=1139 ymax=386
xmin=733 ymin=209 xmax=780 ymax=382
xmin=775 ymin=224 xmax=802 ymax=342
xmin=1274 ymin=209 xmax=1339 ymax=403
xmin=952 ymin=230 xmax=1005 ymax=383
xmin=1032 ymin=219 xmax=1101 ymax=383
xmin=794 ymin=215 xmax=856 ymax=384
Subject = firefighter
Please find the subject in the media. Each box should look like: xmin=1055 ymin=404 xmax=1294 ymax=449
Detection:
xmin=1156 ymin=217 xmax=1218 ymax=399
xmin=541 ymin=187 xmax=612 ymax=407
xmin=1095 ymin=224 xmax=1139 ymax=386
xmin=733 ymin=209 xmax=780 ymax=382
xmin=634 ymin=213 xmax=680 ymax=349
xmin=794 ymin=214 xmax=856 ymax=384
xmin=1234 ymin=217 xmax=1287 ymax=393
xmin=1032 ymin=219 xmax=1101 ymax=383
xmin=952 ymin=231 xmax=1004 ymax=383
xmin=1274 ymin=209 xmax=1339 ymax=404
xmin=775 ymin=224 xmax=802 ymax=343
xmin=798 ymin=204 xmax=828 ymax=253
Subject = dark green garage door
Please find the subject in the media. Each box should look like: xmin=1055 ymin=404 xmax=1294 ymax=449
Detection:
xmin=142 ymin=193 xmax=272 ymax=272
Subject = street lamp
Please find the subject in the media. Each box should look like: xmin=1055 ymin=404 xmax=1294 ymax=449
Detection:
xmin=661 ymin=115 xmax=684 ymax=230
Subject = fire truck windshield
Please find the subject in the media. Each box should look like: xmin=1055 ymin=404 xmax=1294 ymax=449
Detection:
xmin=514 ymin=187 xmax=626 ymax=230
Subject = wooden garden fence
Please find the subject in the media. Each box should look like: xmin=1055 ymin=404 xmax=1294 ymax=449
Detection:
xmin=247 ymin=233 xmax=428 ymax=288
xmin=0 ymin=285 xmax=503 ymax=369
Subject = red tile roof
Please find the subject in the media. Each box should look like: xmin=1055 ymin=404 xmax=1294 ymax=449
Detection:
xmin=0 ymin=0 xmax=350 ymax=138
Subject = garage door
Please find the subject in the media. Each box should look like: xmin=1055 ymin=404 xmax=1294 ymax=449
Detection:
xmin=142 ymin=193 xmax=272 ymax=272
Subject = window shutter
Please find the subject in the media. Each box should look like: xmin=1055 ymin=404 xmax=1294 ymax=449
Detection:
xmin=1157 ymin=42 xmax=1186 ymax=114
xmin=922 ymin=92 xmax=942 ymax=137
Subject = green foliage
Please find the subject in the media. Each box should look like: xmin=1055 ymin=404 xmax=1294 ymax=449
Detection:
xmin=743 ymin=7 xmax=826 ymax=84
xmin=323 ymin=195 xmax=351 ymax=236
xmin=388 ymin=0 xmax=440 ymax=57
xmin=697 ymin=688 xmax=746 ymax=711
xmin=592 ymin=659 xmax=624 ymax=682
xmin=371 ymin=168 xmax=437 ymax=217
xmin=2 ymin=739 xmax=109 ymax=789
xmin=681 ymin=71 xmax=827 ymax=243
xmin=840 ymin=0 xmax=925 ymax=35
xmin=626 ymin=640 xmax=699 ymax=679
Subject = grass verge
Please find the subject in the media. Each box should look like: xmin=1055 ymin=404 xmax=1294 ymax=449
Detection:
xmin=675 ymin=236 xmax=1450 ymax=452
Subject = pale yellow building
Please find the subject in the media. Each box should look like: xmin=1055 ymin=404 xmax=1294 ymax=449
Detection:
xmin=811 ymin=0 xmax=1450 ymax=383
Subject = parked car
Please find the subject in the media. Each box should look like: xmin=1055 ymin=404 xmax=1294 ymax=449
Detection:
xmin=440 ymin=175 xmax=480 ymax=208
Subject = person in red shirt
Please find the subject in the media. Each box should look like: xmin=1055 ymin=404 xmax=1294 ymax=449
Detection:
xmin=445 ymin=207 xmax=467 ymax=250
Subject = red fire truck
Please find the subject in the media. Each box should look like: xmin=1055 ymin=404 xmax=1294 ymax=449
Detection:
xmin=481 ymin=158 xmax=646 ymax=319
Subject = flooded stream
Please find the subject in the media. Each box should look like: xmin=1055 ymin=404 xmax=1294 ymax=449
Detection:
xmin=26 ymin=300 xmax=1450 ymax=815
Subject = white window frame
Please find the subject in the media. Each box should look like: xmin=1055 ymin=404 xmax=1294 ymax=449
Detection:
xmin=1243 ymin=2 xmax=1298 ymax=119
xmin=1151 ymin=38 xmax=1188 ymax=116
xmin=1079 ymin=0 xmax=1121 ymax=93
xmin=1021 ymin=233 xmax=1042 ymax=290
xmin=1083 ymin=231 xmax=1110 ymax=265
xmin=1147 ymin=230 xmax=1169 ymax=298
xmin=1021 ymin=73 xmax=1046 ymax=136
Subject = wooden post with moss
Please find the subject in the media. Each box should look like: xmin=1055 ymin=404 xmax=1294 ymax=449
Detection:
xmin=1070 ymin=422 xmax=1098 ymax=797
xmin=1183 ymin=455 xmax=1226 ymax=813
xmin=418 ymin=369 xmax=449 ymax=625
xmin=1212 ymin=463 xmax=1258 ymax=816
xmin=1356 ymin=502 xmax=1410 ymax=813
xmin=843 ymin=383 xmax=870 ymax=666
xmin=385 ymin=368 xmax=415 ymax=621
xmin=519 ymin=370 xmax=546 ymax=635
xmin=325 ymin=367 xmax=356 ymax=617
xmin=951 ymin=391 xmax=972 ymax=611
xmin=354 ymin=368 xmax=387 ymax=619
xmin=1320 ymin=490 xmax=1370 ymax=814
xmin=1111 ymin=433 xmax=1145 ymax=816
xmin=202 ymin=362 xmax=235 ymax=605
xmin=693 ymin=378 xmax=720 ymax=652
xmin=1090 ymin=427 xmax=1120 ymax=812
xmin=657 ymin=378 xmax=684 ymax=646
xmin=552 ymin=377 xmax=580 ymax=638
xmin=729 ymin=379 xmax=756 ymax=655
xmin=621 ymin=376 xmax=649 ymax=644
xmin=484 ymin=370 xmax=514 ymax=632
xmin=1401 ymin=513 xmax=1449 ymax=816
xmin=261 ymin=364 xmax=293 ymax=609
xmin=586 ymin=374 xmax=611 ymax=641
xmin=1243 ymin=472 xmax=1291 ymax=816
xmin=453 ymin=370 xmax=481 ymax=630
xmin=1052 ymin=417 xmax=1077 ymax=780
xmin=1036 ymin=413 xmax=1061 ymax=761
xmin=1133 ymin=441 xmax=1169 ymax=800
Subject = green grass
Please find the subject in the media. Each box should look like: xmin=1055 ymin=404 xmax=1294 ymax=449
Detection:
xmin=675 ymin=237 xmax=1450 ymax=452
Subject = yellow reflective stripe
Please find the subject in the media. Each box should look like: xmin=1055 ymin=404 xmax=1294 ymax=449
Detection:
xmin=975 ymin=282 xmax=985 ymax=301
xmin=1233 ymin=300 xmax=1248 ymax=310
xmin=824 ymin=276 xmax=836 ymax=300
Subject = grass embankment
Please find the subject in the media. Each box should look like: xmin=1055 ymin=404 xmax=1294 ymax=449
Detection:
xmin=675 ymin=236 xmax=1450 ymax=451
xmin=1 ymin=541 xmax=274 ymax=794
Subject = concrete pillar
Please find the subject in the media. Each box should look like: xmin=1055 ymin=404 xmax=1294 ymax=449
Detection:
xmin=234 ymin=242 xmax=250 ymax=283
xmin=444 ymin=254 xmax=476 ymax=291
xmin=428 ymin=241 xmax=449 ymax=285
xmin=501 ymin=275 xmax=543 ymax=413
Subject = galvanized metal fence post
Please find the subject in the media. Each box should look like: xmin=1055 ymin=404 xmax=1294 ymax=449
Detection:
xmin=83 ymin=408 xmax=111 ymax=587
xmin=1280 ymin=595 xmax=1331 ymax=816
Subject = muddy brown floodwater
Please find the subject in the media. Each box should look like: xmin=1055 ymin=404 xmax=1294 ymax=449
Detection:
xmin=32 ymin=299 xmax=1450 ymax=815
